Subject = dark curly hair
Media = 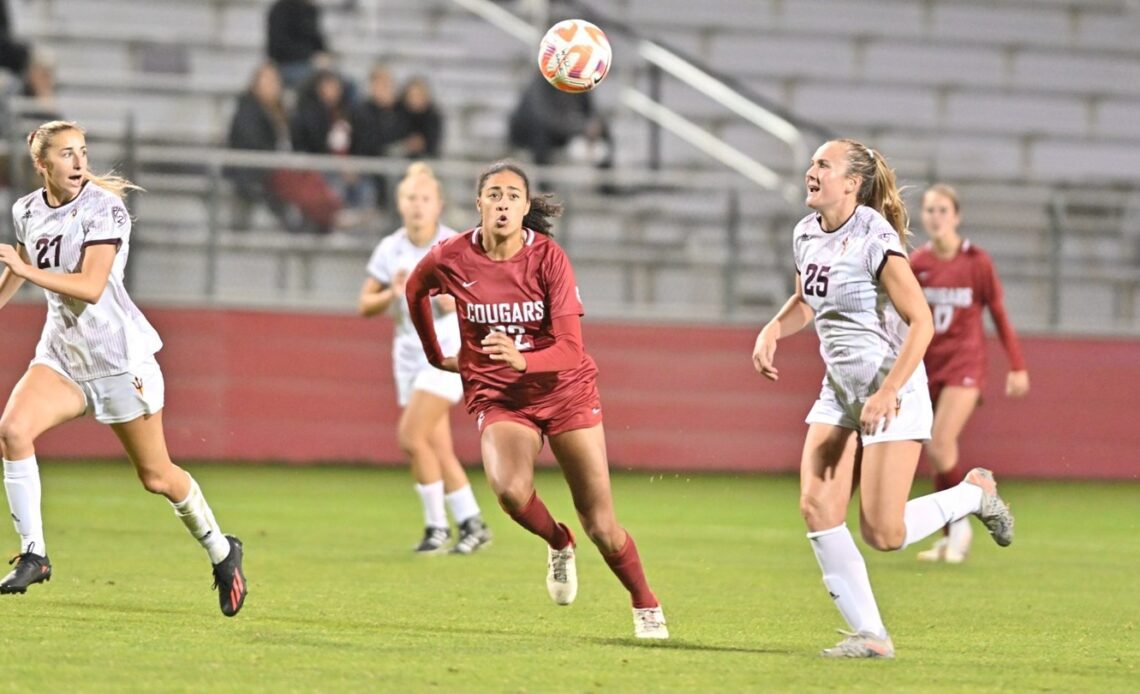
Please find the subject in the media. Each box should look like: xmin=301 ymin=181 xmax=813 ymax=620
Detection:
xmin=476 ymin=161 xmax=563 ymax=236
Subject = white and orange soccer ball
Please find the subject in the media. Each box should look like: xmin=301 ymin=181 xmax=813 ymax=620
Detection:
xmin=537 ymin=19 xmax=612 ymax=93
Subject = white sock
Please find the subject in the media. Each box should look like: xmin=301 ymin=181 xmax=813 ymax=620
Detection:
xmin=445 ymin=484 xmax=481 ymax=525
xmin=171 ymin=475 xmax=231 ymax=564
xmin=900 ymin=483 xmax=983 ymax=549
xmin=947 ymin=517 xmax=973 ymax=553
xmin=3 ymin=456 xmax=45 ymax=556
xmin=415 ymin=481 xmax=447 ymax=529
xmin=807 ymin=523 xmax=887 ymax=639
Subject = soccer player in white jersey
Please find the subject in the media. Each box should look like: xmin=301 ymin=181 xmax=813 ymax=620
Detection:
xmin=358 ymin=162 xmax=491 ymax=554
xmin=0 ymin=121 xmax=247 ymax=616
xmin=751 ymin=139 xmax=1014 ymax=658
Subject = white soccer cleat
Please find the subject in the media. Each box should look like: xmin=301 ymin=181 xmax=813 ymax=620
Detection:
xmin=917 ymin=536 xmax=968 ymax=564
xmin=546 ymin=543 xmax=577 ymax=605
xmin=633 ymin=606 xmax=669 ymax=639
xmin=820 ymin=630 xmax=895 ymax=659
xmin=917 ymin=537 xmax=949 ymax=562
xmin=963 ymin=467 xmax=1014 ymax=547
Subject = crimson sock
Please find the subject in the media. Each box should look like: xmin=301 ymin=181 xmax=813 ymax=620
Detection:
xmin=603 ymin=532 xmax=658 ymax=609
xmin=505 ymin=492 xmax=571 ymax=550
xmin=934 ymin=466 xmax=967 ymax=492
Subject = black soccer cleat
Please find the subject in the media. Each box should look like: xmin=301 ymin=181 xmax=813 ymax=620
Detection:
xmin=0 ymin=551 xmax=52 ymax=594
xmin=451 ymin=516 xmax=492 ymax=555
xmin=414 ymin=526 xmax=451 ymax=554
xmin=211 ymin=535 xmax=247 ymax=617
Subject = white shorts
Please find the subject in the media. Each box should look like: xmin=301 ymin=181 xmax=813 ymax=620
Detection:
xmin=805 ymin=382 xmax=932 ymax=446
xmin=33 ymin=356 xmax=165 ymax=425
xmin=395 ymin=364 xmax=463 ymax=408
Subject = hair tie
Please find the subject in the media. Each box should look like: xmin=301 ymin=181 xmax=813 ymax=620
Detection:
xmin=867 ymin=147 xmax=876 ymax=161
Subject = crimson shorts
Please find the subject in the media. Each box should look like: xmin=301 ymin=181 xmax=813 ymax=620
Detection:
xmin=927 ymin=372 xmax=985 ymax=408
xmin=474 ymin=380 xmax=603 ymax=437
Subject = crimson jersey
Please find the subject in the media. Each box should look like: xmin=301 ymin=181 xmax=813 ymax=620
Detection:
xmin=408 ymin=227 xmax=598 ymax=413
xmin=910 ymin=239 xmax=1026 ymax=385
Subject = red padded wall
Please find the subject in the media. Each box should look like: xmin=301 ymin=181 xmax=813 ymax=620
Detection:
xmin=1 ymin=303 xmax=1136 ymax=479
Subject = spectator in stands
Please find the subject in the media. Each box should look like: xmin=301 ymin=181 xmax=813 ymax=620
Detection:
xmin=350 ymin=63 xmax=405 ymax=209
xmin=291 ymin=68 xmax=360 ymax=219
xmin=228 ymin=63 xmax=341 ymax=234
xmin=267 ymin=0 xmax=328 ymax=88
xmin=227 ymin=62 xmax=293 ymax=229
xmin=0 ymin=0 xmax=29 ymax=77
xmin=395 ymin=76 xmax=443 ymax=158
xmin=21 ymin=49 xmax=62 ymax=125
xmin=509 ymin=73 xmax=611 ymax=169
xmin=292 ymin=69 xmax=352 ymax=156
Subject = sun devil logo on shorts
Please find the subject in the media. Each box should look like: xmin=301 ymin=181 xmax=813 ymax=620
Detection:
xmin=131 ymin=377 xmax=144 ymax=395
xmin=476 ymin=411 xmax=486 ymax=431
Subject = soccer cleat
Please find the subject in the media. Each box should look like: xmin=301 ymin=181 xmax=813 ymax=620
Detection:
xmin=820 ymin=630 xmax=895 ymax=659
xmin=916 ymin=537 xmax=949 ymax=562
xmin=414 ymin=526 xmax=451 ymax=554
xmin=450 ymin=516 xmax=492 ymax=555
xmin=633 ymin=606 xmax=669 ymax=639
xmin=916 ymin=536 xmax=968 ymax=564
xmin=211 ymin=535 xmax=247 ymax=617
xmin=963 ymin=468 xmax=1014 ymax=547
xmin=0 ymin=550 xmax=52 ymax=594
xmin=546 ymin=527 xmax=577 ymax=605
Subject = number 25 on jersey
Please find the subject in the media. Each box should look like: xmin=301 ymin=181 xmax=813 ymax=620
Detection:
xmin=803 ymin=263 xmax=830 ymax=297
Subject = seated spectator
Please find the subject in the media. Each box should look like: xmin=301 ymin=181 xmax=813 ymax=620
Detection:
xmin=350 ymin=63 xmax=405 ymax=209
xmin=21 ymin=49 xmax=62 ymax=123
xmin=0 ymin=0 xmax=28 ymax=77
xmin=395 ymin=76 xmax=442 ymax=158
xmin=227 ymin=63 xmax=340 ymax=233
xmin=267 ymin=0 xmax=328 ymax=88
xmin=509 ymin=73 xmax=612 ymax=168
xmin=292 ymin=68 xmax=352 ymax=156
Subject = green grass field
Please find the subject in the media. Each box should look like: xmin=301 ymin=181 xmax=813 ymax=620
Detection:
xmin=0 ymin=462 xmax=1137 ymax=692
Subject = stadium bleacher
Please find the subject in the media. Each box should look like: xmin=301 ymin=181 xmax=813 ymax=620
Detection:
xmin=4 ymin=0 xmax=1138 ymax=330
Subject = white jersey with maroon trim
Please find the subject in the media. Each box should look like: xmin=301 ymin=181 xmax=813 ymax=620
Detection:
xmin=365 ymin=224 xmax=461 ymax=374
xmin=792 ymin=205 xmax=926 ymax=402
xmin=12 ymin=183 xmax=162 ymax=381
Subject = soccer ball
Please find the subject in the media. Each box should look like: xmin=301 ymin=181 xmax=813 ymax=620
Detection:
xmin=537 ymin=19 xmax=612 ymax=93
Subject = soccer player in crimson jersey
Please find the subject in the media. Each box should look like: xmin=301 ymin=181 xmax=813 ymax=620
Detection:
xmin=909 ymin=184 xmax=1029 ymax=563
xmin=404 ymin=161 xmax=667 ymax=639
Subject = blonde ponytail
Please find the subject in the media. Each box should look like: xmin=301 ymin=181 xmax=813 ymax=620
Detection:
xmin=27 ymin=120 xmax=143 ymax=199
xmin=837 ymin=138 xmax=910 ymax=246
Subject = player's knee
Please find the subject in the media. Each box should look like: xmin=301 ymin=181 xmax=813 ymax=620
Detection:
xmin=860 ymin=522 xmax=905 ymax=551
xmin=396 ymin=427 xmax=430 ymax=458
xmin=926 ymin=439 xmax=956 ymax=469
xmin=0 ymin=416 xmax=34 ymax=454
xmin=495 ymin=483 xmax=533 ymax=513
xmin=136 ymin=466 xmax=175 ymax=496
xmin=580 ymin=513 xmax=621 ymax=552
xmin=800 ymin=493 xmax=844 ymax=530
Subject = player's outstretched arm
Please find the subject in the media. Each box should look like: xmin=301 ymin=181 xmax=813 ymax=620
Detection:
xmin=0 ymin=245 xmax=29 ymax=311
xmin=357 ymin=276 xmax=397 ymax=317
xmin=753 ymin=275 xmax=813 ymax=381
xmin=980 ymin=256 xmax=1029 ymax=397
xmin=404 ymin=252 xmax=447 ymax=368
xmin=0 ymin=242 xmax=115 ymax=304
xmin=861 ymin=255 xmax=933 ymax=434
